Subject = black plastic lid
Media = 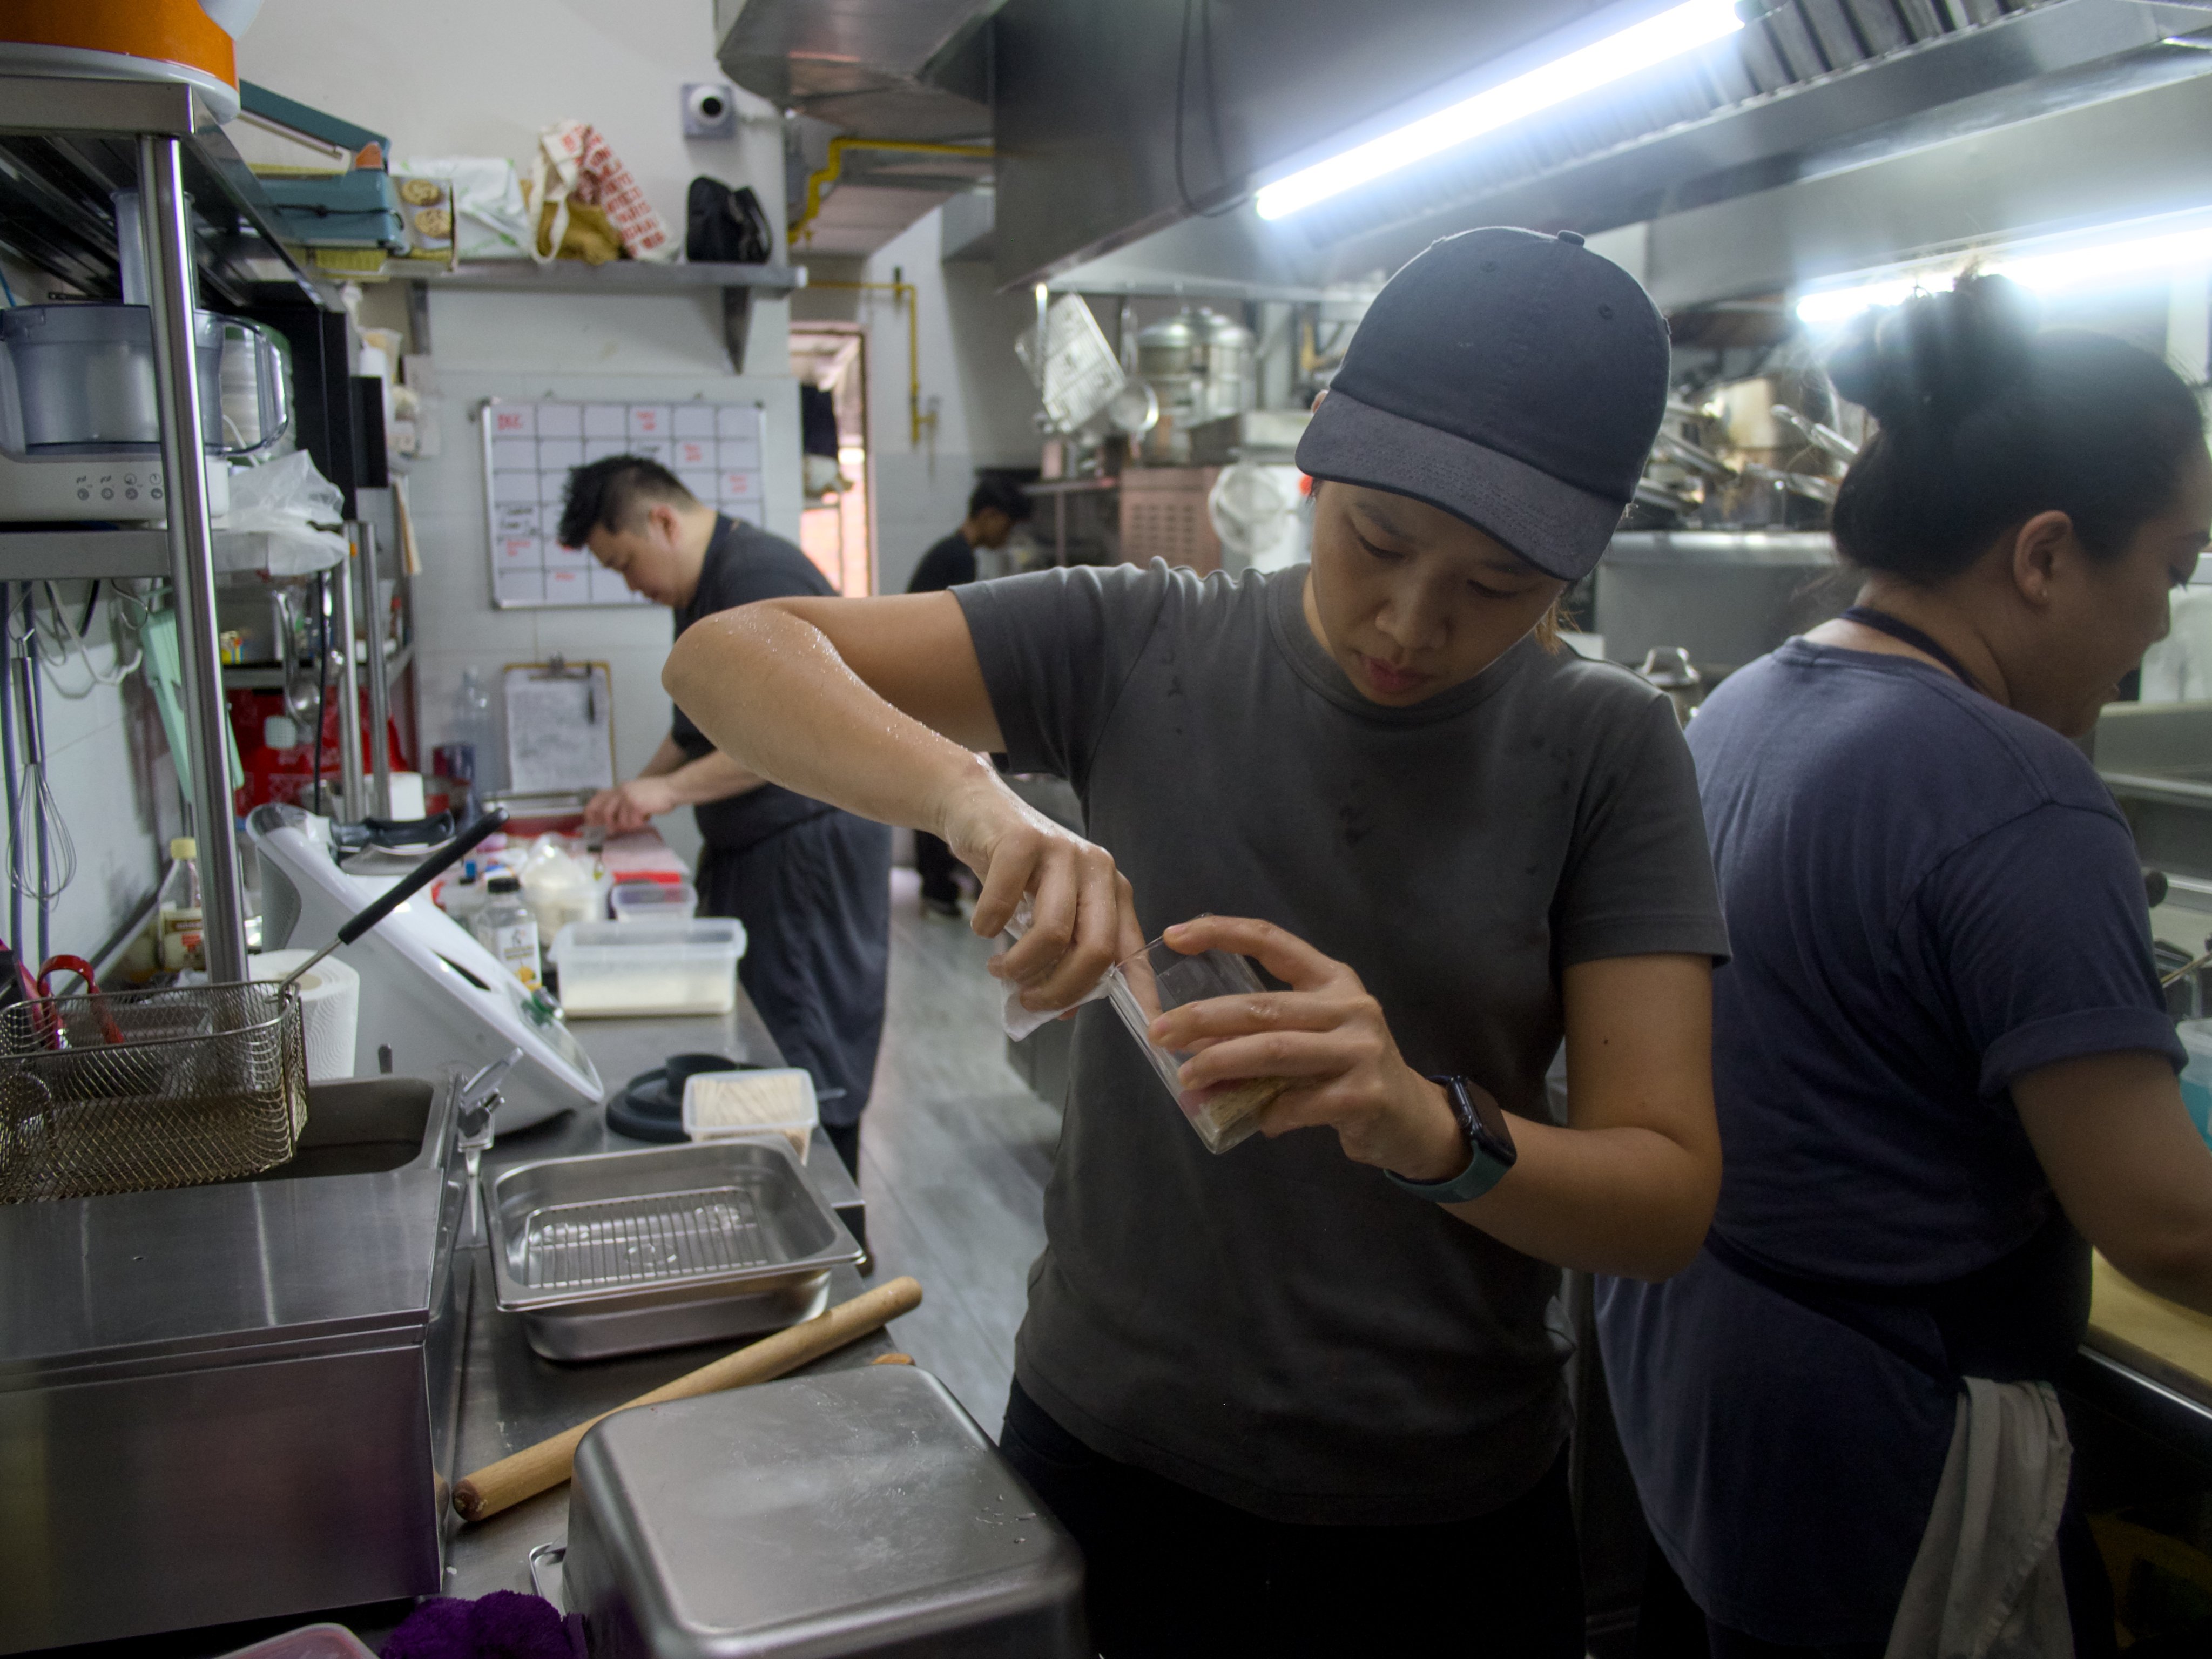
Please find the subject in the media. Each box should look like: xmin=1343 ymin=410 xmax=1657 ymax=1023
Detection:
xmin=488 ymin=873 xmax=522 ymax=894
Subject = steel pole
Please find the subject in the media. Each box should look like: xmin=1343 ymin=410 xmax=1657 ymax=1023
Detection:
xmin=138 ymin=136 xmax=247 ymax=981
xmin=336 ymin=529 xmax=365 ymax=818
xmin=361 ymin=521 xmax=393 ymax=817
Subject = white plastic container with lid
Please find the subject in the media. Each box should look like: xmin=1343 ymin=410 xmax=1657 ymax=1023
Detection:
xmin=2179 ymin=1019 xmax=2212 ymax=1152
xmin=551 ymin=918 xmax=746 ymax=1017
xmin=610 ymin=879 xmax=699 ymax=923
xmin=681 ymin=1067 xmax=819 ymax=1162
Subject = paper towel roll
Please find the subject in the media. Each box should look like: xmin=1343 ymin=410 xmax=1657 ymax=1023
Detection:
xmin=251 ymin=949 xmax=362 ymax=1082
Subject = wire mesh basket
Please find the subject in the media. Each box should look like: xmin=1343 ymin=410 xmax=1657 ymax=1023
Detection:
xmin=0 ymin=981 xmax=308 ymax=1203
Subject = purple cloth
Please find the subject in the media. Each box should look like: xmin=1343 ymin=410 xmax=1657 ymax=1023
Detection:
xmin=381 ymin=1591 xmax=584 ymax=1659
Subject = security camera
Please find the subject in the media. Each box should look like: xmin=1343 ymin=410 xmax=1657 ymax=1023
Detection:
xmin=682 ymin=82 xmax=738 ymax=140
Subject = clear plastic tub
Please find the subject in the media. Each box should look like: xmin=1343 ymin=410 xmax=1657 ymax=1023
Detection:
xmin=551 ymin=919 xmax=745 ymax=1017
xmin=1106 ymin=936 xmax=1288 ymax=1154
xmin=217 ymin=1625 xmax=376 ymax=1659
xmin=682 ymin=1066 xmax=819 ymax=1162
xmin=611 ymin=879 xmax=699 ymax=922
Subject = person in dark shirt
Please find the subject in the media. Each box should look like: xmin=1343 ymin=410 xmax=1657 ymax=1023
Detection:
xmin=1597 ymin=279 xmax=2212 ymax=1656
xmin=905 ymin=475 xmax=1033 ymax=915
xmin=565 ymin=456 xmax=889 ymax=1175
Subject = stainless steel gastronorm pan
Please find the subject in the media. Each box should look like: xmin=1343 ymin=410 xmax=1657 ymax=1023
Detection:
xmin=484 ymin=1139 xmax=861 ymax=1361
xmin=563 ymin=1365 xmax=1088 ymax=1659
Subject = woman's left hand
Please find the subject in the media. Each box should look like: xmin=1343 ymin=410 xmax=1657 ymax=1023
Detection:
xmin=1150 ymin=916 xmax=1471 ymax=1180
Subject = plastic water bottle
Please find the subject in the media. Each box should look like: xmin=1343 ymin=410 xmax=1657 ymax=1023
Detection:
xmin=451 ymin=668 xmax=501 ymax=797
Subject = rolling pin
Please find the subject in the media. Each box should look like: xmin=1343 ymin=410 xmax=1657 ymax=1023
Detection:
xmin=453 ymin=1274 xmax=923 ymax=1522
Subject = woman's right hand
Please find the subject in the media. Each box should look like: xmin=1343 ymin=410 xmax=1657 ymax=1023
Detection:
xmin=938 ymin=764 xmax=1141 ymax=1013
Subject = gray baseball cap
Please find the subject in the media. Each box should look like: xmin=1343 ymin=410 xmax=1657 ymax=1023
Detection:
xmin=1295 ymin=226 xmax=1670 ymax=582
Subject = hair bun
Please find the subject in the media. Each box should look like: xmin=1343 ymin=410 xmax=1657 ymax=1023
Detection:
xmin=1826 ymin=273 xmax=2040 ymax=427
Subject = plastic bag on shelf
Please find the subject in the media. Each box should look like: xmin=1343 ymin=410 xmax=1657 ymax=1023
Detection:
xmin=519 ymin=834 xmax=603 ymax=941
xmin=218 ymin=451 xmax=349 ymax=573
xmin=527 ymin=120 xmax=675 ymax=265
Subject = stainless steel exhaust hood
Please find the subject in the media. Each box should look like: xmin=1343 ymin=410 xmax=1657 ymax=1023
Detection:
xmin=716 ymin=0 xmax=999 ymax=141
xmin=991 ymin=0 xmax=2212 ymax=289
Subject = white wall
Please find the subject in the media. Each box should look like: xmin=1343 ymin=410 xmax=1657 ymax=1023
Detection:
xmin=400 ymin=367 xmax=802 ymax=871
xmin=795 ymin=209 xmax=1044 ymax=594
xmin=0 ymin=596 xmax=182 ymax=968
xmin=5 ymin=239 xmax=191 ymax=967
xmin=239 ymin=0 xmax=797 ymax=869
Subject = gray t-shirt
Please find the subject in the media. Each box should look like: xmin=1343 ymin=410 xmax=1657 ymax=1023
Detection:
xmin=955 ymin=561 xmax=1728 ymax=1525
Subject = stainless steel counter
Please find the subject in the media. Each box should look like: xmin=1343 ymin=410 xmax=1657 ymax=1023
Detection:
xmin=436 ymin=998 xmax=899 ymax=1608
xmin=41 ymin=997 xmax=906 ymax=1654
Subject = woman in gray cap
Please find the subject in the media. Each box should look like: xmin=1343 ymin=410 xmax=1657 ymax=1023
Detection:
xmin=665 ymin=226 xmax=1728 ymax=1654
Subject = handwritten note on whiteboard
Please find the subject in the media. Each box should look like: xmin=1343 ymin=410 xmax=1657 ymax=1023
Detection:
xmin=481 ymin=397 xmax=768 ymax=609
xmin=503 ymin=664 xmax=615 ymax=794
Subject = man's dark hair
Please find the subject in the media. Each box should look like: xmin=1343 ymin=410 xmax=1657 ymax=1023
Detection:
xmin=967 ymin=474 xmax=1034 ymax=524
xmin=558 ymin=455 xmax=700 ymax=549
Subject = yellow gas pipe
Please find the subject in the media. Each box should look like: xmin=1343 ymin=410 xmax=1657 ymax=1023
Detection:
xmin=807 ymin=279 xmax=933 ymax=448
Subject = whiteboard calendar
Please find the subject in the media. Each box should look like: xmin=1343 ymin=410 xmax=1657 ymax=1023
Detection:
xmin=480 ymin=397 xmax=769 ymax=609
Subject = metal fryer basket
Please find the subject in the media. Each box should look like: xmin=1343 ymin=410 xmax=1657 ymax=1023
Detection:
xmin=0 ymin=982 xmax=308 ymax=1203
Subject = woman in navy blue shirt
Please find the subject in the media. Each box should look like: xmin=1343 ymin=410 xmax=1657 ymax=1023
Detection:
xmin=1599 ymin=276 xmax=2212 ymax=1657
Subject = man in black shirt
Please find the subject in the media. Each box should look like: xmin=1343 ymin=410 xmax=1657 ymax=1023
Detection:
xmin=567 ymin=456 xmax=888 ymax=1175
xmin=903 ymin=475 xmax=1032 ymax=915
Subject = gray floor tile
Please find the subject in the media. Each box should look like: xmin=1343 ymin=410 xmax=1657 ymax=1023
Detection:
xmin=862 ymin=870 xmax=1055 ymax=1427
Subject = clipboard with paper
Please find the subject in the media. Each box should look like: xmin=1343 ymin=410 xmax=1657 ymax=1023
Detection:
xmin=502 ymin=659 xmax=616 ymax=795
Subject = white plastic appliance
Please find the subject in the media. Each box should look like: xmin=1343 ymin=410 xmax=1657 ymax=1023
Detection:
xmin=248 ymin=804 xmax=602 ymax=1129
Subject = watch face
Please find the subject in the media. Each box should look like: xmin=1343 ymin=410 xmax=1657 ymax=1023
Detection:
xmin=1467 ymin=1083 xmax=1516 ymax=1159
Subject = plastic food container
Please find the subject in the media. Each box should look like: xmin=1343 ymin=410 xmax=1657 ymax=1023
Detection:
xmin=611 ymin=878 xmax=699 ymax=922
xmin=682 ymin=1066 xmax=818 ymax=1162
xmin=1107 ymin=936 xmax=1287 ymax=1154
xmin=216 ymin=1624 xmax=376 ymax=1659
xmin=550 ymin=919 xmax=745 ymax=1017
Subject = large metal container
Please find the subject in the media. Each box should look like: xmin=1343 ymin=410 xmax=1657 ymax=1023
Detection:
xmin=485 ymin=1138 xmax=863 ymax=1361
xmin=1136 ymin=307 xmax=1255 ymax=428
xmin=0 ymin=1074 xmax=470 ymax=1652
xmin=563 ymin=1365 xmax=1088 ymax=1658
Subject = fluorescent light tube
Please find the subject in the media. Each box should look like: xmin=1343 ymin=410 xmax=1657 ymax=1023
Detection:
xmin=1254 ymin=1 xmax=1745 ymax=221
xmin=1795 ymin=220 xmax=2212 ymax=326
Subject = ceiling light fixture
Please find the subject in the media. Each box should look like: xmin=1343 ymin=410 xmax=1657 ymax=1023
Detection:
xmin=1794 ymin=218 xmax=2212 ymax=326
xmin=1254 ymin=0 xmax=1745 ymax=222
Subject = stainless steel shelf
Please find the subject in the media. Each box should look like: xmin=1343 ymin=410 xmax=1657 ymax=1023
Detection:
xmin=1607 ymin=530 xmax=1837 ymax=568
xmin=1024 ymin=475 xmax=1121 ymax=496
xmin=0 ymin=76 xmax=331 ymax=310
xmin=0 ymin=528 xmax=345 ymax=582
xmin=222 ymin=639 xmax=410 ymax=692
xmin=409 ymin=260 xmax=808 ymax=295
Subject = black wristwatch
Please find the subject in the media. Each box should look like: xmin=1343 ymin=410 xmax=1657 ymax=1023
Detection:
xmin=1387 ymin=1075 xmax=1518 ymax=1204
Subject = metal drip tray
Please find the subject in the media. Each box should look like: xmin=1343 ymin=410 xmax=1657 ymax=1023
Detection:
xmin=519 ymin=1187 xmax=774 ymax=1289
xmin=486 ymin=1140 xmax=861 ymax=1361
